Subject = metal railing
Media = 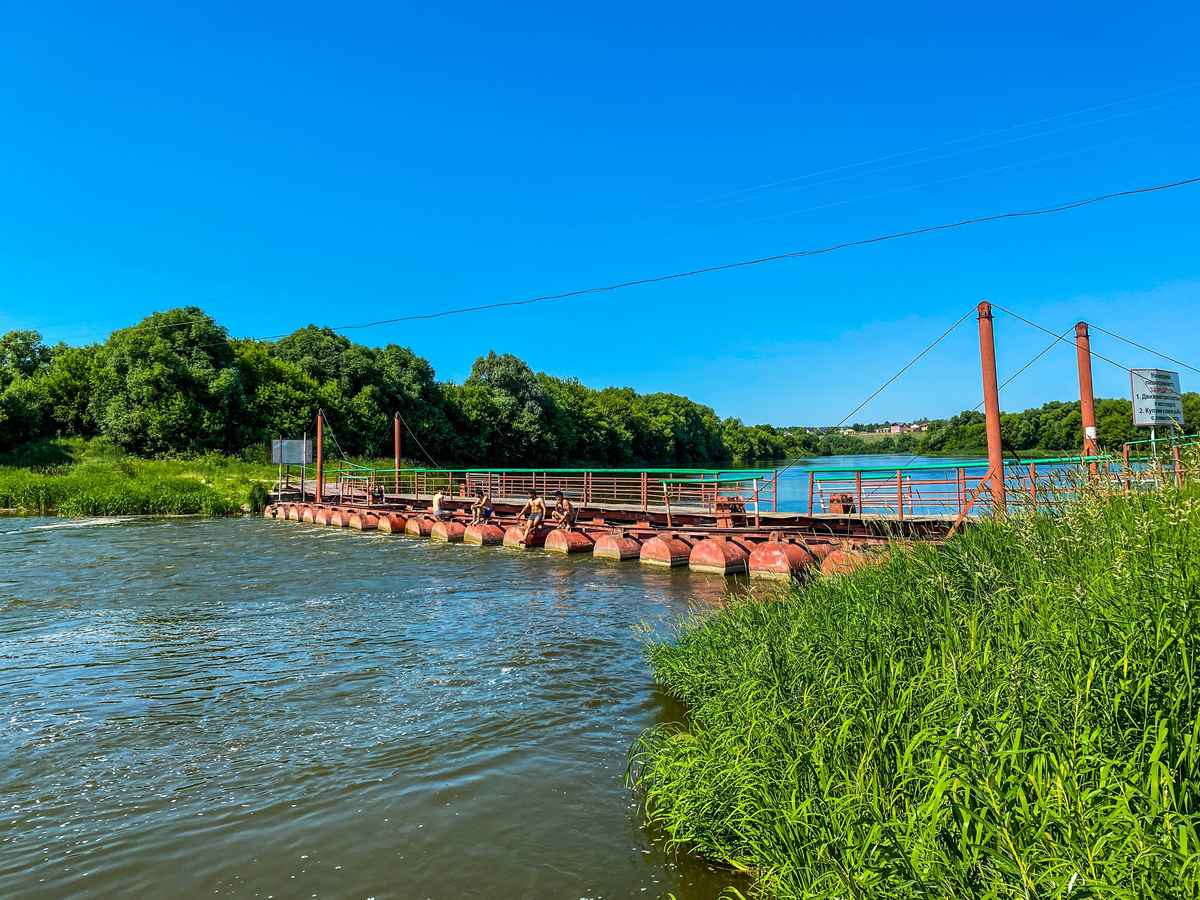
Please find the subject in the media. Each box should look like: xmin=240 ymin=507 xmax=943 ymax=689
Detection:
xmin=659 ymin=473 xmax=776 ymax=527
xmin=806 ymin=439 xmax=1198 ymax=519
xmin=300 ymin=437 xmax=1196 ymax=522
xmin=807 ymin=462 xmax=989 ymax=519
xmin=308 ymin=466 xmax=780 ymax=514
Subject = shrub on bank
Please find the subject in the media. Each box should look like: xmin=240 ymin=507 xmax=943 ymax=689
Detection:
xmin=631 ymin=486 xmax=1200 ymax=899
xmin=0 ymin=468 xmax=242 ymax=516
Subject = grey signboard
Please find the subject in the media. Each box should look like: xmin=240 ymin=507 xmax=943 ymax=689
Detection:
xmin=271 ymin=439 xmax=313 ymax=465
xmin=1131 ymin=369 xmax=1183 ymax=427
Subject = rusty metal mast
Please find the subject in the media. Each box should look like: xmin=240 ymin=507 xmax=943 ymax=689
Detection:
xmin=394 ymin=413 xmax=401 ymax=497
xmin=1075 ymin=322 xmax=1099 ymax=476
xmin=976 ymin=302 xmax=1005 ymax=517
xmin=315 ymin=410 xmax=324 ymax=503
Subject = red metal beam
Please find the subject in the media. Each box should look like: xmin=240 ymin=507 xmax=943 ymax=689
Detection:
xmin=1075 ymin=322 xmax=1099 ymax=476
xmin=315 ymin=410 xmax=324 ymax=503
xmin=977 ymin=302 xmax=1006 ymax=517
xmin=394 ymin=413 xmax=401 ymax=496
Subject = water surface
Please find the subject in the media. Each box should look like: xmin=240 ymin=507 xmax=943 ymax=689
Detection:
xmin=1 ymin=517 xmax=748 ymax=900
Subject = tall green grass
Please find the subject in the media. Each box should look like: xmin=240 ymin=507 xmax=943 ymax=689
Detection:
xmin=631 ymin=485 xmax=1200 ymax=898
xmin=0 ymin=441 xmax=262 ymax=516
xmin=0 ymin=467 xmax=243 ymax=515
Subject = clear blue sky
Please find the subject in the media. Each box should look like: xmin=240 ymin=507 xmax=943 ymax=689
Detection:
xmin=2 ymin=1 xmax=1198 ymax=425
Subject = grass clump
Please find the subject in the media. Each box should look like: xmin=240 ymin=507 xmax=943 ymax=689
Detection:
xmin=631 ymin=485 xmax=1200 ymax=899
xmin=0 ymin=467 xmax=243 ymax=516
xmin=0 ymin=440 xmax=253 ymax=516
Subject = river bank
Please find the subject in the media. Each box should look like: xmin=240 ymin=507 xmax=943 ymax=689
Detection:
xmin=0 ymin=461 xmax=256 ymax=516
xmin=629 ymin=482 xmax=1200 ymax=898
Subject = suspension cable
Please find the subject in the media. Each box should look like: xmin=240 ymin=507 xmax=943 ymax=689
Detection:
xmin=774 ymin=305 xmax=977 ymax=475
xmin=973 ymin=327 xmax=1073 ymax=411
xmin=396 ymin=410 xmax=442 ymax=469
xmin=992 ymin=305 xmax=1131 ymax=372
xmin=1087 ymin=323 xmax=1200 ymax=375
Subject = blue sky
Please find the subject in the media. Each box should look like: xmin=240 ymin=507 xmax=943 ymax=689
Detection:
xmin=2 ymin=1 xmax=1198 ymax=425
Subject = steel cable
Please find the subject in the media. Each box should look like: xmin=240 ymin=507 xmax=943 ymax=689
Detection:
xmin=772 ymin=305 xmax=977 ymax=477
xmin=1087 ymin=323 xmax=1200 ymax=375
xmin=992 ymin=305 xmax=1132 ymax=372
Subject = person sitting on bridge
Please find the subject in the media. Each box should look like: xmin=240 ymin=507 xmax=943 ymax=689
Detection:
xmin=431 ymin=489 xmax=451 ymax=519
xmin=518 ymin=489 xmax=545 ymax=540
xmin=551 ymin=491 xmax=575 ymax=528
xmin=469 ymin=488 xmax=492 ymax=525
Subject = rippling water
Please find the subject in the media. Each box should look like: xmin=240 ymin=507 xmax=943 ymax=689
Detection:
xmin=1 ymin=517 xmax=750 ymax=900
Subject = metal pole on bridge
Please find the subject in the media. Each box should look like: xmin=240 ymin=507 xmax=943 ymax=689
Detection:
xmin=315 ymin=410 xmax=324 ymax=504
xmin=977 ymin=302 xmax=1006 ymax=517
xmin=394 ymin=413 xmax=401 ymax=499
xmin=1075 ymin=322 xmax=1099 ymax=477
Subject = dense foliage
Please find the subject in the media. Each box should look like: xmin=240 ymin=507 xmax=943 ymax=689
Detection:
xmin=1 ymin=309 xmax=1195 ymax=464
xmin=0 ymin=439 xmax=274 ymax=516
xmin=631 ymin=480 xmax=1200 ymax=898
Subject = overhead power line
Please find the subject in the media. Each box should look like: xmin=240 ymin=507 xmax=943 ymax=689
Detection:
xmin=582 ymin=80 xmax=1200 ymax=229
xmin=40 ymin=174 xmax=1200 ymax=351
xmin=650 ymin=122 xmax=1200 ymax=244
xmin=623 ymin=96 xmax=1200 ymax=233
xmin=323 ymin=176 xmax=1200 ymax=334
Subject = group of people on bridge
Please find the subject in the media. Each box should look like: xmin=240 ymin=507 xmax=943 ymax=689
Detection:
xmin=425 ymin=486 xmax=577 ymax=541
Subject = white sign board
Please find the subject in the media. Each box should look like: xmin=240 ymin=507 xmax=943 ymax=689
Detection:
xmin=1130 ymin=369 xmax=1183 ymax=427
xmin=271 ymin=439 xmax=313 ymax=465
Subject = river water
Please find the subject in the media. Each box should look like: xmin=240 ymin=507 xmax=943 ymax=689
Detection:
xmin=1 ymin=455 xmax=987 ymax=900
xmin=1 ymin=515 xmax=746 ymax=900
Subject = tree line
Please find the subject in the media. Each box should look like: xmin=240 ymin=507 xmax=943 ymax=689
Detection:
xmin=1 ymin=307 xmax=1195 ymax=466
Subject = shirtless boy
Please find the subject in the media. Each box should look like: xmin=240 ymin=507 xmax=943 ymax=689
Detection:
xmin=518 ymin=489 xmax=546 ymax=540
xmin=551 ymin=491 xmax=574 ymax=528
xmin=431 ymin=489 xmax=450 ymax=519
xmin=469 ymin=488 xmax=492 ymax=525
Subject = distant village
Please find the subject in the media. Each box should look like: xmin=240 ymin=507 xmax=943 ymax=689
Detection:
xmin=782 ymin=420 xmax=933 ymax=437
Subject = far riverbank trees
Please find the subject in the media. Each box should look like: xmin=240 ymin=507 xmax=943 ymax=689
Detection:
xmin=1 ymin=309 xmax=1196 ymax=465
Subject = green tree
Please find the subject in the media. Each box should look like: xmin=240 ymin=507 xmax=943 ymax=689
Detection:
xmin=41 ymin=345 xmax=98 ymax=435
xmin=235 ymin=341 xmax=321 ymax=441
xmin=629 ymin=393 xmax=724 ymax=465
xmin=0 ymin=330 xmax=53 ymax=387
xmin=1181 ymin=391 xmax=1199 ymax=435
xmin=89 ymin=308 xmax=250 ymax=455
xmin=454 ymin=351 xmax=560 ymax=464
xmin=268 ymin=326 xmax=453 ymax=457
xmin=0 ymin=374 xmax=50 ymax=448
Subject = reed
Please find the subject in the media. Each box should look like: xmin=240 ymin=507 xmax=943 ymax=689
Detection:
xmin=631 ymin=483 xmax=1200 ymax=899
xmin=0 ymin=467 xmax=242 ymax=516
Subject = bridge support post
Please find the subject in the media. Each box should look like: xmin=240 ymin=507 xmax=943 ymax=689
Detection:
xmin=394 ymin=413 xmax=401 ymax=497
xmin=1075 ymin=322 xmax=1099 ymax=477
xmin=315 ymin=410 xmax=324 ymax=504
xmin=977 ymin=302 xmax=1006 ymax=517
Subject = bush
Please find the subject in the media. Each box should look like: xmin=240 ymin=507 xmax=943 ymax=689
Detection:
xmin=245 ymin=481 xmax=270 ymax=514
xmin=631 ymin=485 xmax=1200 ymax=899
xmin=0 ymin=468 xmax=241 ymax=516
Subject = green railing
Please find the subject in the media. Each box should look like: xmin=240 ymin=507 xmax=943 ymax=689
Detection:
xmin=312 ymin=465 xmax=780 ymax=513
